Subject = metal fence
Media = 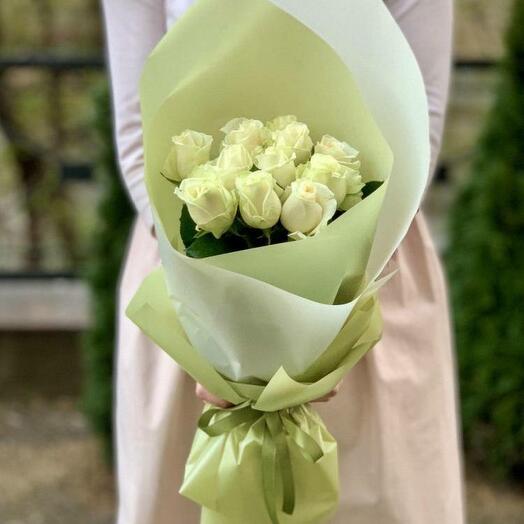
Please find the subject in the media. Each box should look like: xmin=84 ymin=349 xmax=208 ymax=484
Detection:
xmin=0 ymin=0 xmax=499 ymax=278
xmin=0 ymin=50 xmax=105 ymax=276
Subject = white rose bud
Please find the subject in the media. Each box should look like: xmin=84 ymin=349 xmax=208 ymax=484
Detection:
xmin=190 ymin=163 xmax=221 ymax=180
xmin=274 ymin=122 xmax=314 ymax=165
xmin=345 ymin=165 xmax=365 ymax=196
xmin=235 ymin=171 xmax=282 ymax=229
xmin=315 ymin=135 xmax=361 ymax=171
xmin=213 ymin=144 xmax=254 ymax=190
xmin=266 ymin=115 xmax=297 ymax=132
xmin=174 ymin=177 xmax=237 ymax=239
xmin=299 ymin=153 xmax=350 ymax=207
xmin=189 ymin=163 xmax=237 ymax=192
xmin=254 ymin=146 xmax=297 ymax=189
xmin=301 ymin=154 xmax=365 ymax=209
xmin=280 ymin=179 xmax=337 ymax=237
xmin=340 ymin=191 xmax=363 ymax=211
xmin=162 ymin=130 xmax=213 ymax=182
xmin=221 ymin=118 xmax=271 ymax=157
xmin=216 ymin=144 xmax=253 ymax=172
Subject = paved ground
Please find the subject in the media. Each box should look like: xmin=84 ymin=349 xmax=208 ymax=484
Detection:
xmin=1 ymin=397 xmax=524 ymax=524
xmin=0 ymin=398 xmax=114 ymax=524
xmin=467 ymin=475 xmax=524 ymax=524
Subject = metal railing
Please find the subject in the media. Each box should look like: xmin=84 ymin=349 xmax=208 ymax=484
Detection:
xmin=0 ymin=52 xmax=499 ymax=279
xmin=0 ymin=52 xmax=105 ymax=278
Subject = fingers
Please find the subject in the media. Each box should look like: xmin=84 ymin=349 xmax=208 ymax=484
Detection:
xmin=195 ymin=383 xmax=234 ymax=409
xmin=196 ymin=381 xmax=343 ymax=407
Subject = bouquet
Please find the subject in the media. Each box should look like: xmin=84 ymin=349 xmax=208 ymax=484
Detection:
xmin=127 ymin=0 xmax=430 ymax=522
xmin=161 ymin=115 xmax=383 ymax=258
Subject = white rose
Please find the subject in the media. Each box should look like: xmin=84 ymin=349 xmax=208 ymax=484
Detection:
xmin=340 ymin=191 xmax=363 ymax=211
xmin=280 ymin=179 xmax=337 ymax=237
xmin=189 ymin=163 xmax=238 ymax=192
xmin=210 ymin=144 xmax=254 ymax=190
xmin=266 ymin=115 xmax=297 ymax=132
xmin=162 ymin=130 xmax=213 ymax=182
xmin=274 ymin=122 xmax=314 ymax=165
xmin=278 ymin=162 xmax=306 ymax=203
xmin=235 ymin=171 xmax=282 ymax=229
xmin=221 ymin=118 xmax=270 ymax=157
xmin=299 ymin=153 xmax=348 ymax=206
xmin=174 ymin=177 xmax=237 ymax=239
xmin=315 ymin=135 xmax=361 ymax=170
xmin=215 ymin=144 xmax=253 ymax=172
xmin=300 ymin=153 xmax=365 ymax=208
xmin=345 ymin=167 xmax=365 ymax=196
xmin=254 ymin=146 xmax=297 ymax=188
xmin=295 ymin=163 xmax=307 ymax=178
xmin=190 ymin=163 xmax=221 ymax=179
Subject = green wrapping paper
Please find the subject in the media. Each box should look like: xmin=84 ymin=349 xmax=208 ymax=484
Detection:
xmin=194 ymin=406 xmax=338 ymax=524
xmin=127 ymin=0 xmax=430 ymax=521
xmin=128 ymin=269 xmax=383 ymax=523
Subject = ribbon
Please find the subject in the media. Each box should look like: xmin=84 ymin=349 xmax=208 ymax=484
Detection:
xmin=198 ymin=403 xmax=324 ymax=524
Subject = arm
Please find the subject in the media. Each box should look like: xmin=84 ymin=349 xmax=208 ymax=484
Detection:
xmin=101 ymin=0 xmax=167 ymax=230
xmin=385 ymin=0 xmax=453 ymax=180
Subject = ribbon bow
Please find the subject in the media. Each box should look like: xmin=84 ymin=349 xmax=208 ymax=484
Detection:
xmin=198 ymin=402 xmax=324 ymax=524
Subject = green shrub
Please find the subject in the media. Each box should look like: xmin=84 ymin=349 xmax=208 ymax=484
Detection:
xmin=82 ymin=83 xmax=133 ymax=459
xmin=446 ymin=0 xmax=524 ymax=481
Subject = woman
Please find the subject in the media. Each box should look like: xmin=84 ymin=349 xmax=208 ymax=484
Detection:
xmin=103 ymin=1 xmax=465 ymax=522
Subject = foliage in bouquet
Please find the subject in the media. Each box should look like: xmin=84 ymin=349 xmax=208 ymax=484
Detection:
xmin=160 ymin=116 xmax=381 ymax=258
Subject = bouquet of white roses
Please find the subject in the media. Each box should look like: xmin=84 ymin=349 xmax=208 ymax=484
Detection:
xmin=127 ymin=0 xmax=431 ymax=522
xmin=161 ymin=116 xmax=382 ymax=258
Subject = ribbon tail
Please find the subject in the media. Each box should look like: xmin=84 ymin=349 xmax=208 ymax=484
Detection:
xmin=262 ymin=422 xmax=279 ymax=524
xmin=279 ymin=434 xmax=295 ymax=514
xmin=266 ymin=412 xmax=296 ymax=517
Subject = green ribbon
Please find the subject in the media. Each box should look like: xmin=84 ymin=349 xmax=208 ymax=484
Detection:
xmin=198 ymin=403 xmax=324 ymax=524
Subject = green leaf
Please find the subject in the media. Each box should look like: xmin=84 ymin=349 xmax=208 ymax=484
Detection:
xmin=331 ymin=209 xmax=344 ymax=221
xmin=159 ymin=171 xmax=178 ymax=186
xmin=362 ymin=180 xmax=383 ymax=198
xmin=268 ymin=222 xmax=289 ymax=244
xmin=228 ymin=216 xmax=265 ymax=248
xmin=185 ymin=233 xmax=236 ymax=258
xmin=229 ymin=216 xmax=251 ymax=238
xmin=180 ymin=205 xmax=198 ymax=248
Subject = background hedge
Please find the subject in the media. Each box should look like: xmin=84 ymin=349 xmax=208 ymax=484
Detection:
xmin=446 ymin=0 xmax=524 ymax=481
xmin=82 ymin=84 xmax=133 ymax=459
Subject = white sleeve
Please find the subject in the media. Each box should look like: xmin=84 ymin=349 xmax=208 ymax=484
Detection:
xmin=101 ymin=0 xmax=167 ymax=230
xmin=385 ymin=0 xmax=453 ymax=180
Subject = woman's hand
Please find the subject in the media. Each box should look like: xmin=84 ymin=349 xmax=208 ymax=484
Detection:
xmin=195 ymin=381 xmax=343 ymax=408
xmin=195 ymin=383 xmax=234 ymax=409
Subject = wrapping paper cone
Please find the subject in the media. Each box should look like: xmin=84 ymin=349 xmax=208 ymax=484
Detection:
xmin=128 ymin=0 xmax=429 ymax=521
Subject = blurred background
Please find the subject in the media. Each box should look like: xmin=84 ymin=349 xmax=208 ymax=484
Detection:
xmin=0 ymin=1 xmax=522 ymax=523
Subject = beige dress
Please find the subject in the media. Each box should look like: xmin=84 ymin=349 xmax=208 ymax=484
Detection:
xmin=104 ymin=0 xmax=465 ymax=522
